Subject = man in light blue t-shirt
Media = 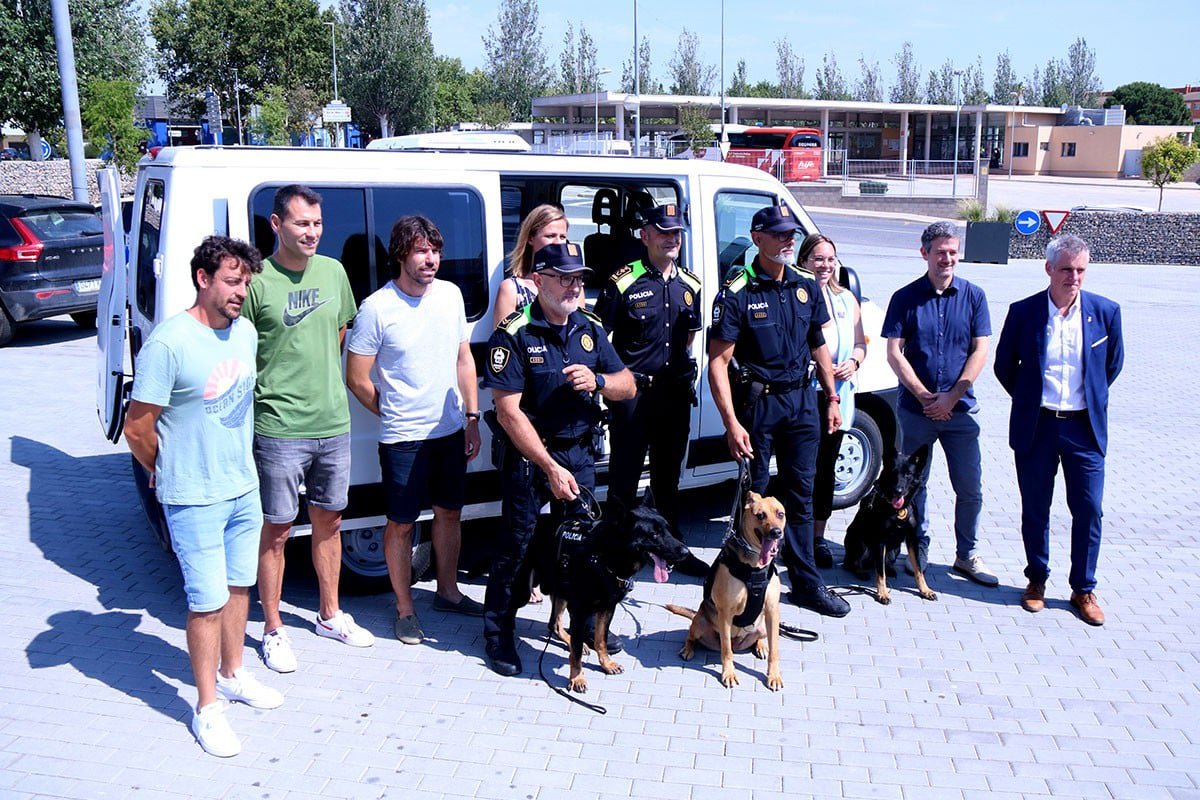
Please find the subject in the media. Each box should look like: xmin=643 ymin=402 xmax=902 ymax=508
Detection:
xmin=346 ymin=215 xmax=483 ymax=645
xmin=125 ymin=236 xmax=283 ymax=758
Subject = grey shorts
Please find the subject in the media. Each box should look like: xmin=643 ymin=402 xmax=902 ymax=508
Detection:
xmin=253 ymin=433 xmax=351 ymax=524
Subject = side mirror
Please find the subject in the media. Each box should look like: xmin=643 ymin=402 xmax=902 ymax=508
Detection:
xmin=839 ymin=264 xmax=863 ymax=305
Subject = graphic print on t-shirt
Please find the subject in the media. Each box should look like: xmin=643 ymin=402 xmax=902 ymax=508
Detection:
xmin=281 ymin=287 xmax=329 ymax=327
xmin=204 ymin=359 xmax=255 ymax=428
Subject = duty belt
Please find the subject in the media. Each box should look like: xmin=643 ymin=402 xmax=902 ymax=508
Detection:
xmin=540 ymin=433 xmax=590 ymax=448
xmin=759 ymin=379 xmax=803 ymax=395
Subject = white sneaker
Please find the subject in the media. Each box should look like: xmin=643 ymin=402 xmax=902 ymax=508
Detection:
xmin=191 ymin=702 xmax=241 ymax=758
xmin=953 ymin=555 xmax=1000 ymax=587
xmin=216 ymin=667 xmax=284 ymax=710
xmin=315 ymin=610 xmax=376 ymax=648
xmin=261 ymin=628 xmax=297 ymax=673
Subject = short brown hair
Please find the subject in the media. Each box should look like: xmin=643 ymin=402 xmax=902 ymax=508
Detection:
xmin=190 ymin=235 xmax=263 ymax=290
xmin=272 ymin=184 xmax=322 ymax=220
xmin=388 ymin=215 xmax=444 ymax=278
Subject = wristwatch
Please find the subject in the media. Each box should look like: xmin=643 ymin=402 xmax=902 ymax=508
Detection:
xmin=465 ymin=411 xmax=481 ymax=421
xmin=595 ymin=374 xmax=607 ymax=391
xmin=851 ymin=357 xmax=861 ymax=370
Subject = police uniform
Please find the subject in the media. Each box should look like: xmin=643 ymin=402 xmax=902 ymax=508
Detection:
xmin=595 ymin=203 xmax=702 ymax=531
xmin=481 ymin=243 xmax=626 ymax=666
xmin=709 ymin=205 xmax=847 ymax=615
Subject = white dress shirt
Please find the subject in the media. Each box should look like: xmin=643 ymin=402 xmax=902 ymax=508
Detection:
xmin=1041 ymin=292 xmax=1086 ymax=411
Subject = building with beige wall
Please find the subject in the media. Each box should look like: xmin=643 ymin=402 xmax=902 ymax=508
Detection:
xmin=1007 ymin=121 xmax=1194 ymax=178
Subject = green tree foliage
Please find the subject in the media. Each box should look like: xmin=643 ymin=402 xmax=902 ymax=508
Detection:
xmin=775 ymin=40 xmax=805 ymax=99
xmin=150 ymin=0 xmax=330 ymax=123
xmin=81 ymin=79 xmax=149 ymax=172
xmin=339 ymin=0 xmax=434 ymax=137
xmin=668 ymin=29 xmax=716 ymax=95
xmin=558 ymin=21 xmax=599 ymax=95
xmin=855 ymin=56 xmax=882 ymax=103
xmin=889 ymin=42 xmax=921 ymax=103
xmin=249 ymin=85 xmax=291 ymax=145
xmin=962 ymin=57 xmax=988 ymax=104
xmin=993 ymin=51 xmax=1017 ymax=106
xmin=434 ymin=57 xmax=487 ymax=129
xmin=814 ymin=53 xmax=850 ymax=101
xmin=1105 ymin=82 xmax=1190 ymax=125
xmin=620 ymin=36 xmax=662 ymax=94
xmin=677 ymin=104 xmax=712 ymax=155
xmin=482 ymin=0 xmax=549 ymax=122
xmin=727 ymin=59 xmax=750 ymax=96
xmin=1141 ymin=136 xmax=1199 ymax=211
xmin=1039 ymin=57 xmax=1070 ymax=107
xmin=925 ymin=60 xmax=956 ymax=104
xmin=1063 ymin=37 xmax=1101 ymax=107
xmin=0 ymin=0 xmax=145 ymax=143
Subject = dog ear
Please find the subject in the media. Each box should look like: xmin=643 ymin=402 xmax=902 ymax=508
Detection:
xmin=909 ymin=444 xmax=931 ymax=471
xmin=640 ymin=489 xmax=656 ymax=510
xmin=743 ymin=490 xmax=760 ymax=509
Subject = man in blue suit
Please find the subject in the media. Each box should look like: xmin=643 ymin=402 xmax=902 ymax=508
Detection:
xmin=994 ymin=235 xmax=1124 ymax=626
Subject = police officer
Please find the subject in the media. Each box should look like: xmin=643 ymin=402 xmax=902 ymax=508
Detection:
xmin=707 ymin=205 xmax=850 ymax=618
xmin=595 ymin=203 xmax=709 ymax=577
xmin=481 ymin=242 xmax=636 ymax=677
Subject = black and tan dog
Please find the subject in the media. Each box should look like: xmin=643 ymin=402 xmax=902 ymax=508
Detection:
xmin=539 ymin=498 xmax=690 ymax=693
xmin=666 ymin=491 xmax=787 ymax=691
xmin=842 ymin=444 xmax=936 ymax=604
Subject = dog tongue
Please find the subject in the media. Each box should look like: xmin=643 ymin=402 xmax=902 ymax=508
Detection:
xmin=891 ymin=497 xmax=905 ymax=510
xmin=759 ymin=539 xmax=773 ymax=568
xmin=651 ymin=554 xmax=670 ymax=583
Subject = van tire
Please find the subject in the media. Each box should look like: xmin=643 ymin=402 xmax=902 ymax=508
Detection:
xmin=339 ymin=523 xmax=434 ymax=595
xmin=130 ymin=455 xmax=173 ymax=554
xmin=0 ymin=306 xmax=14 ymax=347
xmin=831 ymin=409 xmax=884 ymax=510
xmin=70 ymin=310 xmax=97 ymax=328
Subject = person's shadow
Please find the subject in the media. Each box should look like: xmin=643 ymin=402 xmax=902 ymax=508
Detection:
xmin=13 ymin=436 xmax=195 ymax=722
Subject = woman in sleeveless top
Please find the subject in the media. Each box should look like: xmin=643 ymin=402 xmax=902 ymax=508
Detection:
xmin=800 ymin=234 xmax=867 ymax=569
xmin=492 ymin=204 xmax=569 ymax=328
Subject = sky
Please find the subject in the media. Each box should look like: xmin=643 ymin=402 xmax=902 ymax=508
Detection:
xmin=414 ymin=0 xmax=1198 ymax=94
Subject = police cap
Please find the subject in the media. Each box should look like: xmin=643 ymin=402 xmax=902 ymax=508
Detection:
xmin=751 ymin=204 xmax=802 ymax=234
xmin=638 ymin=203 xmax=686 ymax=231
xmin=531 ymin=241 xmax=590 ymax=274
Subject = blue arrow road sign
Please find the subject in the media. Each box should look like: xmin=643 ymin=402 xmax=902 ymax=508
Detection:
xmin=1014 ymin=210 xmax=1040 ymax=236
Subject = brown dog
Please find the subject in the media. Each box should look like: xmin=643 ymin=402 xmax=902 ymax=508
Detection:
xmin=666 ymin=491 xmax=786 ymax=691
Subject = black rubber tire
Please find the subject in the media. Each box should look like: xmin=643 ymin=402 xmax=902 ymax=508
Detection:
xmin=70 ymin=310 xmax=98 ymax=328
xmin=831 ymin=408 xmax=884 ymax=510
xmin=0 ymin=306 xmax=14 ymax=347
xmin=339 ymin=522 xmax=434 ymax=596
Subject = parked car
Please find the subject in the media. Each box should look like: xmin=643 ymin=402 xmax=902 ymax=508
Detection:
xmin=0 ymin=194 xmax=104 ymax=345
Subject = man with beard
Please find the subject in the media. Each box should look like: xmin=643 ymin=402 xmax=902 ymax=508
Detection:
xmin=125 ymin=236 xmax=282 ymax=757
xmin=481 ymin=242 xmax=636 ymax=676
xmin=346 ymin=215 xmax=484 ymax=645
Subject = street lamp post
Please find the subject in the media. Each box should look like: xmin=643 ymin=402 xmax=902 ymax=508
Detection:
xmin=594 ymin=67 xmax=612 ymax=145
xmin=325 ymin=21 xmax=340 ymax=147
xmin=233 ymin=68 xmax=243 ymax=145
xmin=952 ymin=70 xmax=962 ymax=197
xmin=719 ymin=0 xmax=726 ymax=147
xmin=1008 ymin=88 xmax=1023 ymax=180
xmin=632 ymin=0 xmax=640 ymax=156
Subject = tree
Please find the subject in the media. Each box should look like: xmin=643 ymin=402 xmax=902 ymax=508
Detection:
xmin=668 ymin=29 xmax=716 ymax=95
xmin=1063 ymin=37 xmax=1101 ymax=107
xmin=925 ymin=60 xmax=956 ymax=104
xmin=1039 ymin=57 xmax=1069 ymax=107
xmin=481 ymin=0 xmax=549 ymax=121
xmin=962 ymin=57 xmax=988 ymax=104
xmin=557 ymin=21 xmax=599 ymax=95
xmin=151 ymin=0 xmax=330 ymax=124
xmin=889 ymin=42 xmax=921 ymax=103
xmin=340 ymin=0 xmax=434 ymax=138
xmin=81 ymin=79 xmax=149 ymax=173
xmin=434 ymin=57 xmax=482 ymax=129
xmin=855 ymin=56 xmax=882 ymax=102
xmin=775 ymin=40 xmax=805 ymax=99
xmin=1140 ymin=136 xmax=1199 ymax=211
xmin=1024 ymin=65 xmax=1043 ymax=107
xmin=0 ymin=0 xmax=146 ymax=156
xmin=993 ymin=51 xmax=1018 ymax=106
xmin=728 ymin=59 xmax=750 ymax=96
xmin=249 ymin=85 xmax=291 ymax=145
xmin=677 ymin=104 xmax=712 ymax=155
xmin=1105 ymin=81 xmax=1190 ymax=125
xmin=814 ymin=53 xmax=849 ymax=100
xmin=620 ymin=36 xmax=660 ymax=93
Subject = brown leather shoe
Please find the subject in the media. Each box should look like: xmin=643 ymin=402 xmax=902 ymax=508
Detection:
xmin=1070 ymin=592 xmax=1106 ymax=626
xmin=1020 ymin=582 xmax=1045 ymax=613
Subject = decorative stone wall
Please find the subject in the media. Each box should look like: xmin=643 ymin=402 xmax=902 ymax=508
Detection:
xmin=1008 ymin=211 xmax=1200 ymax=265
xmin=0 ymin=159 xmax=135 ymax=205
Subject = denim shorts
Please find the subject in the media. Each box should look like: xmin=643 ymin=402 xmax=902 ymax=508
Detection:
xmin=253 ymin=433 xmax=351 ymax=524
xmin=164 ymin=489 xmax=263 ymax=612
xmin=379 ymin=430 xmax=467 ymax=524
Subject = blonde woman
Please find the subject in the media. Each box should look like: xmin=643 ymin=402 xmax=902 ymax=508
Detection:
xmin=492 ymin=204 xmax=568 ymax=327
xmin=800 ymin=234 xmax=866 ymax=568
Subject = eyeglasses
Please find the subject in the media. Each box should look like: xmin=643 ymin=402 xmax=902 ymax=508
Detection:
xmin=805 ymin=256 xmax=838 ymax=265
xmin=765 ymin=231 xmax=796 ymax=242
xmin=540 ymin=271 xmax=586 ymax=288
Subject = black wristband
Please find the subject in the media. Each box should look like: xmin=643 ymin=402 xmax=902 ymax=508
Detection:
xmin=595 ymin=373 xmax=606 ymax=391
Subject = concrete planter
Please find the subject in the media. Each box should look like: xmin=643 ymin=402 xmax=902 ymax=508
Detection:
xmin=964 ymin=221 xmax=1010 ymax=264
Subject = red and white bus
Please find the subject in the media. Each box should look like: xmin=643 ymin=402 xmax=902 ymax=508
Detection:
xmin=725 ymin=127 xmax=823 ymax=182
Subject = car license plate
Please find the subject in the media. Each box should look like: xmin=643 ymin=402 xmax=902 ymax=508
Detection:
xmin=74 ymin=279 xmax=101 ymax=293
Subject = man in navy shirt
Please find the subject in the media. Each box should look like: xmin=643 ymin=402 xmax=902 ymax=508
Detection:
xmin=883 ymin=221 xmax=998 ymax=587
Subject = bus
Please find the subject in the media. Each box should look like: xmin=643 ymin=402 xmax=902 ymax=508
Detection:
xmin=725 ymin=127 xmax=823 ymax=182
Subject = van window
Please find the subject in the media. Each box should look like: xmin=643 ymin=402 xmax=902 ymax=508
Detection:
xmin=371 ymin=187 xmax=487 ymax=320
xmin=715 ymin=191 xmax=809 ymax=280
xmin=136 ymin=179 xmax=164 ymax=319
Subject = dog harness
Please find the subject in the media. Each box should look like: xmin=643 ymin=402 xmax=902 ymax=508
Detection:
xmin=704 ymin=547 xmax=778 ymax=628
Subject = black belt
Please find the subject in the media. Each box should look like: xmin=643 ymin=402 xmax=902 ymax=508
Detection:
xmin=761 ymin=379 xmax=804 ymax=395
xmin=540 ymin=433 xmax=589 ymax=448
xmin=1041 ymin=407 xmax=1087 ymax=419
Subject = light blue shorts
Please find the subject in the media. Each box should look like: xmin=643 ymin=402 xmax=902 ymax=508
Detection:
xmin=164 ymin=489 xmax=263 ymax=612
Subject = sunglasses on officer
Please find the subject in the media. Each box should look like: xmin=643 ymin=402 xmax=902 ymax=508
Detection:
xmin=539 ymin=270 xmax=587 ymax=288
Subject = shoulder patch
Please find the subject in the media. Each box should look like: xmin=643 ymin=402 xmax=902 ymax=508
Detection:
xmin=609 ymin=265 xmax=633 ymax=283
xmin=500 ymin=310 xmax=528 ymax=335
xmin=789 ymin=264 xmax=816 ymax=280
xmin=722 ymin=271 xmax=749 ymax=294
xmin=615 ymin=260 xmax=647 ymax=293
xmin=579 ymin=308 xmax=603 ymax=325
xmin=678 ymin=267 xmax=702 ymax=292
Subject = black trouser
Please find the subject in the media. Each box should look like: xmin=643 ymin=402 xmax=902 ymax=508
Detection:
xmin=744 ymin=386 xmax=823 ymax=595
xmin=606 ymin=379 xmax=692 ymax=532
xmin=814 ymin=391 xmax=847 ymax=523
xmin=483 ymin=442 xmax=595 ymax=646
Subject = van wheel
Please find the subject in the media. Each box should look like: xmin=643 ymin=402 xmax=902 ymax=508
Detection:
xmin=0 ymin=306 xmax=14 ymax=347
xmin=130 ymin=454 xmax=173 ymax=553
xmin=339 ymin=523 xmax=434 ymax=595
xmin=832 ymin=409 xmax=884 ymax=510
xmin=70 ymin=310 xmax=97 ymax=328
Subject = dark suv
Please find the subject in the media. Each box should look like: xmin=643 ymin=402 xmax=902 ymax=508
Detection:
xmin=0 ymin=194 xmax=104 ymax=346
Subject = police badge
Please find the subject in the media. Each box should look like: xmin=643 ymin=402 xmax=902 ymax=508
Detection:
xmin=796 ymin=287 xmax=808 ymax=303
xmin=489 ymin=346 xmax=510 ymax=373
xmin=580 ymin=333 xmax=595 ymax=352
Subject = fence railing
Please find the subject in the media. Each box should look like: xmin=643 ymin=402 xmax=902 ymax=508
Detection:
xmin=837 ymin=156 xmax=979 ymax=198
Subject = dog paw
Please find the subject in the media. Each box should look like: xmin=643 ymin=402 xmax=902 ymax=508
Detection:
xmin=876 ymin=594 xmax=892 ymax=605
xmin=568 ymin=677 xmax=588 ymax=693
xmin=720 ymin=670 xmax=740 ymax=688
xmin=753 ymin=641 xmax=769 ymax=659
xmin=921 ymin=591 xmax=939 ymax=602
xmin=766 ymin=673 xmax=783 ymax=692
xmin=600 ymin=659 xmax=624 ymax=675
xmin=679 ymin=645 xmax=695 ymax=661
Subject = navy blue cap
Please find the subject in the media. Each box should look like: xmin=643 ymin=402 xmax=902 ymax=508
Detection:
xmin=638 ymin=203 xmax=686 ymax=231
xmin=751 ymin=204 xmax=801 ymax=234
xmin=531 ymin=241 xmax=589 ymax=274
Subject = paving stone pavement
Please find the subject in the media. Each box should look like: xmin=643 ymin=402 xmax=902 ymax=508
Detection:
xmin=1 ymin=252 xmax=1198 ymax=800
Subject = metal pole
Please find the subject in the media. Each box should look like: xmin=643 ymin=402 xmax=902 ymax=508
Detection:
xmin=233 ymin=68 xmax=243 ymax=145
xmin=594 ymin=68 xmax=612 ymax=143
xmin=633 ymin=0 xmax=639 ymax=156
xmin=326 ymin=21 xmax=340 ymax=147
xmin=720 ymin=0 xmax=725 ymax=144
xmin=952 ymin=71 xmax=961 ymax=198
xmin=49 ymin=0 xmax=88 ymax=202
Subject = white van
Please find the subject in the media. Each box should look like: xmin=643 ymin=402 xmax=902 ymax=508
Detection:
xmin=95 ymin=147 xmax=898 ymax=591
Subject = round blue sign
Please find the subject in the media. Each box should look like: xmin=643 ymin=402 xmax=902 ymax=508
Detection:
xmin=1014 ymin=209 xmax=1040 ymax=236
xmin=39 ymin=139 xmax=51 ymax=159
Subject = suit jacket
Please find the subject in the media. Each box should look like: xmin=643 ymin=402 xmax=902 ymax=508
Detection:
xmin=994 ymin=290 xmax=1124 ymax=455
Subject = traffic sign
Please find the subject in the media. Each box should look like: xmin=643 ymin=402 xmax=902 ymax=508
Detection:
xmin=1014 ymin=209 xmax=1040 ymax=236
xmin=38 ymin=139 xmax=51 ymax=159
xmin=322 ymin=102 xmax=352 ymax=123
xmin=1043 ymin=210 xmax=1070 ymax=234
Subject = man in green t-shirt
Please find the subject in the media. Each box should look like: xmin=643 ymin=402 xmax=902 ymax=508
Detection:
xmin=243 ymin=185 xmax=374 ymax=673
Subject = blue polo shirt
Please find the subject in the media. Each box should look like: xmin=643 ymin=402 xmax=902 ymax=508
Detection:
xmin=882 ymin=274 xmax=991 ymax=414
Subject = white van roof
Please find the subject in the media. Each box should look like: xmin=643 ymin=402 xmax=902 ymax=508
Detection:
xmin=365 ymin=131 xmax=531 ymax=153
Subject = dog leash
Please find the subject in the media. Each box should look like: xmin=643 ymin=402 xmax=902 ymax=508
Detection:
xmin=826 ymin=584 xmax=881 ymax=601
xmin=723 ymin=457 xmax=758 ymax=558
xmin=537 ymin=634 xmax=608 ymax=715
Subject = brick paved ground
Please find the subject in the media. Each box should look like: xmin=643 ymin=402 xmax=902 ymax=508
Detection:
xmin=1 ymin=251 xmax=1198 ymax=800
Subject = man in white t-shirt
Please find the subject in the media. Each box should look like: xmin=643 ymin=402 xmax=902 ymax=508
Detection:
xmin=346 ymin=215 xmax=483 ymax=645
